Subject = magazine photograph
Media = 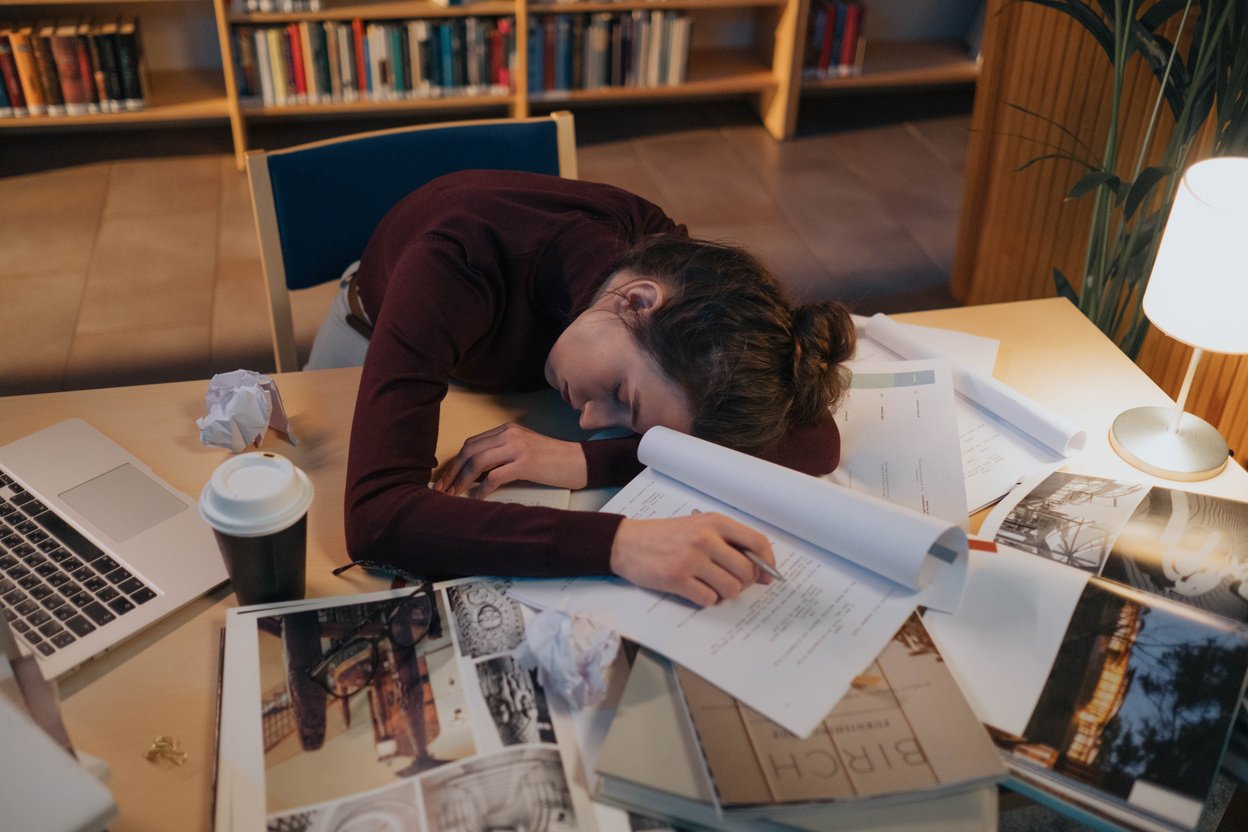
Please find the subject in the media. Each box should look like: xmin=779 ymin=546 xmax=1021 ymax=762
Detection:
xmin=215 ymin=579 xmax=591 ymax=832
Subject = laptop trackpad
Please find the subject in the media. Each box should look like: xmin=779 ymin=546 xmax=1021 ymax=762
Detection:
xmin=60 ymin=463 xmax=187 ymax=543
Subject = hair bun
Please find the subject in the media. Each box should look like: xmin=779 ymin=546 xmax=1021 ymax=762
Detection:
xmin=789 ymin=301 xmax=856 ymax=423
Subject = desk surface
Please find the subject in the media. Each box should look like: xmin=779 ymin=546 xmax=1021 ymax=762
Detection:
xmin=1 ymin=298 xmax=1244 ymax=830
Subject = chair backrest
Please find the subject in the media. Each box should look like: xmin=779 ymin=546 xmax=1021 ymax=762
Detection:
xmin=246 ymin=111 xmax=578 ymax=372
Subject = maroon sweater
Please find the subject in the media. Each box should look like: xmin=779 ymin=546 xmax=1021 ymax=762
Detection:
xmin=345 ymin=171 xmax=840 ymax=579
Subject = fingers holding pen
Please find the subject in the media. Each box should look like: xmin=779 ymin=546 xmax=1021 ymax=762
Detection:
xmin=609 ymin=513 xmax=781 ymax=607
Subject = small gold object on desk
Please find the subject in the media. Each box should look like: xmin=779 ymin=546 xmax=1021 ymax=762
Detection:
xmin=144 ymin=736 xmax=188 ymax=766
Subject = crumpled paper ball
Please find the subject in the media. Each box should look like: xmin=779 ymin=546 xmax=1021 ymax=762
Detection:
xmin=514 ymin=608 xmax=620 ymax=708
xmin=196 ymin=369 xmax=298 ymax=452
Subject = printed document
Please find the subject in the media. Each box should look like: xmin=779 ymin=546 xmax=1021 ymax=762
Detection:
xmin=830 ymin=358 xmax=968 ymax=527
xmin=855 ymin=314 xmax=1086 ymax=512
xmin=509 ymin=428 xmax=968 ymax=739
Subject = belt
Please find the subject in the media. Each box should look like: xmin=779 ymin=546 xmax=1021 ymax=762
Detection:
xmin=346 ymin=278 xmax=373 ymax=339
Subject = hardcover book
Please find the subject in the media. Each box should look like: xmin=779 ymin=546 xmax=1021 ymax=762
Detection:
xmin=676 ymin=613 xmax=1006 ymax=817
xmin=595 ymin=644 xmax=1000 ymax=832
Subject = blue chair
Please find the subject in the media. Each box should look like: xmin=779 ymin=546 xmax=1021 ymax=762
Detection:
xmin=246 ymin=112 xmax=578 ymax=372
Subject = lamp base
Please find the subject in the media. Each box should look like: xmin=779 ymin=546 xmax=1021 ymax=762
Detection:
xmin=1109 ymin=406 xmax=1229 ymax=481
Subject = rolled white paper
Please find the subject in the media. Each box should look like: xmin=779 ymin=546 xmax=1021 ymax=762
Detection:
xmin=866 ymin=314 xmax=1086 ymax=456
xmin=638 ymin=427 xmax=967 ymax=596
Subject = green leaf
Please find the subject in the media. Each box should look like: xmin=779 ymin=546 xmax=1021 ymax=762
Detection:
xmin=1053 ymin=268 xmax=1080 ymax=304
xmin=1123 ymin=166 xmax=1171 ymax=219
xmin=1139 ymin=0 xmax=1191 ymax=33
xmin=1023 ymin=0 xmax=1117 ymax=62
xmin=1067 ymin=171 xmax=1123 ymax=200
xmin=1016 ymin=152 xmax=1095 ymax=172
xmin=1127 ymin=25 xmax=1190 ymax=120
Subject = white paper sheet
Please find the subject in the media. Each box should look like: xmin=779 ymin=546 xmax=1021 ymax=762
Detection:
xmin=852 ymin=315 xmax=1000 ymax=377
xmin=829 ymin=358 xmax=969 ymax=529
xmin=861 ymin=314 xmax=1087 ymax=512
xmin=922 ymin=542 xmax=1089 ymax=735
xmin=509 ymin=429 xmax=968 ymax=739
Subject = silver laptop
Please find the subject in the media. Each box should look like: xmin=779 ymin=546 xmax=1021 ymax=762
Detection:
xmin=0 ymin=419 xmax=228 ymax=679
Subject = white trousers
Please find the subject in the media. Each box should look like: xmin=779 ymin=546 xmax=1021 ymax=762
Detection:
xmin=304 ymin=263 xmax=370 ymax=371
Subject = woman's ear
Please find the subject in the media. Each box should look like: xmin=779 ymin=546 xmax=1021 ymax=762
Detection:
xmin=613 ymin=279 xmax=665 ymax=317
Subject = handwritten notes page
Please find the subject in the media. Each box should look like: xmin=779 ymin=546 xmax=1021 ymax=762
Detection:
xmin=855 ymin=315 xmax=1087 ymax=513
xmin=509 ymin=429 xmax=968 ymax=739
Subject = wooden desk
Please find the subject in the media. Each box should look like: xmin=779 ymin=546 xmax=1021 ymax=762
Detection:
xmin=1 ymin=298 xmax=1244 ymax=830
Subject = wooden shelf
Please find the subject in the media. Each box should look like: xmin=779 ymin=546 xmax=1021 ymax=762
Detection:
xmin=530 ymin=48 xmax=773 ymax=105
xmin=0 ymin=69 xmax=229 ymax=128
xmin=241 ymin=91 xmax=513 ymax=117
xmin=0 ymin=0 xmax=983 ymax=162
xmin=803 ymin=39 xmax=978 ymax=93
xmin=229 ymin=0 xmax=514 ymax=22
xmin=526 ymin=0 xmax=785 ymax=13
xmin=0 ymin=0 xmax=201 ymax=5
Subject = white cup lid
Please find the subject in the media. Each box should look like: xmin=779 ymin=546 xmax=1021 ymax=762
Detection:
xmin=199 ymin=452 xmax=314 ymax=537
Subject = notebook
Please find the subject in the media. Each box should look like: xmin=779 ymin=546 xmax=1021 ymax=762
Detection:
xmin=0 ymin=419 xmax=228 ymax=679
xmin=1 ymin=621 xmax=117 ymax=832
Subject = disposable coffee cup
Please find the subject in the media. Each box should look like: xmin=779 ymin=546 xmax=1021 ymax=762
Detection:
xmin=199 ymin=452 xmax=314 ymax=606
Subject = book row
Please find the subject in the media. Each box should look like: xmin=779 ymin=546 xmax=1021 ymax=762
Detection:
xmin=0 ymin=18 xmax=146 ymax=118
xmin=802 ymin=0 xmax=864 ymax=80
xmin=229 ymin=9 xmax=690 ymax=107
xmin=231 ymin=18 xmax=516 ymax=106
xmin=527 ymin=11 xmax=691 ymax=94
xmin=233 ymin=0 xmax=484 ymax=13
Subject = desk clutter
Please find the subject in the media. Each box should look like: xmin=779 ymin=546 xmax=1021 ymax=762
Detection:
xmin=3 ymin=302 xmax=1248 ymax=831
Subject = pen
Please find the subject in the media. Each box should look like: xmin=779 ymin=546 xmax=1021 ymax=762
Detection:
xmin=741 ymin=549 xmax=785 ymax=582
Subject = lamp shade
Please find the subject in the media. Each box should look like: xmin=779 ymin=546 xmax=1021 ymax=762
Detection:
xmin=1142 ymin=157 xmax=1248 ymax=355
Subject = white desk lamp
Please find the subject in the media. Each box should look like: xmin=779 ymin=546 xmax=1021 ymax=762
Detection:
xmin=1109 ymin=157 xmax=1248 ymax=481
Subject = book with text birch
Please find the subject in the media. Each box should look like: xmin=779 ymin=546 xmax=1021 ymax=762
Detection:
xmin=675 ymin=612 xmax=1006 ymax=818
xmin=924 ymin=470 xmax=1248 ymax=832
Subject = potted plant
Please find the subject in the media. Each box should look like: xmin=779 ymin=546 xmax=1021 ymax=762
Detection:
xmin=1015 ymin=0 xmax=1248 ymax=359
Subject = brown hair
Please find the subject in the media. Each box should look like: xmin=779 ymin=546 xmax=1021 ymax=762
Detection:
xmin=611 ymin=236 xmax=856 ymax=456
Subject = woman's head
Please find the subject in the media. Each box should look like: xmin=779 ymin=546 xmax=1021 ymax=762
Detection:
xmin=545 ymin=236 xmax=856 ymax=456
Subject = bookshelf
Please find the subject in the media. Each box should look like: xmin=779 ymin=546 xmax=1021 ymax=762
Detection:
xmin=0 ymin=0 xmax=231 ymax=132
xmin=0 ymin=0 xmax=980 ymax=169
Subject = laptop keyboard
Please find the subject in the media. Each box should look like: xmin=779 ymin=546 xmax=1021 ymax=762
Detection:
xmin=0 ymin=467 xmax=157 ymax=658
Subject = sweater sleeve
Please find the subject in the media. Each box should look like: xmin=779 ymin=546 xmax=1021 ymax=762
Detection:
xmin=761 ymin=409 xmax=842 ymax=476
xmin=344 ymin=240 xmax=623 ymax=579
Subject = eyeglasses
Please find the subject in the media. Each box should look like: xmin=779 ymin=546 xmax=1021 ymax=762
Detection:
xmin=305 ymin=581 xmax=439 ymax=698
xmin=331 ymin=558 xmax=424 ymax=587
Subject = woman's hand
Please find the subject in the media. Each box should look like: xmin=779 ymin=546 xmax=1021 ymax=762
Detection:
xmin=609 ymin=514 xmax=776 ymax=606
xmin=433 ymin=422 xmax=588 ymax=497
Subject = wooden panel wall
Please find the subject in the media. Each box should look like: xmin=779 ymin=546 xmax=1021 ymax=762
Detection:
xmin=953 ymin=0 xmax=1248 ymax=465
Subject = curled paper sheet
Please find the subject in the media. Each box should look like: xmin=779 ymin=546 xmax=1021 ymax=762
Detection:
xmin=514 ymin=608 xmax=620 ymax=708
xmin=196 ymin=370 xmax=299 ymax=452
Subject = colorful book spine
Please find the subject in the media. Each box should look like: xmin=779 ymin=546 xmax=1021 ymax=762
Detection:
xmin=73 ymin=23 xmax=99 ymax=113
xmin=114 ymin=18 xmax=145 ymax=110
xmin=31 ymin=23 xmax=65 ymax=115
xmin=7 ymin=24 xmax=45 ymax=115
xmin=0 ymin=28 xmax=28 ymax=115
xmin=838 ymin=1 xmax=863 ymax=77
xmin=49 ymin=24 xmax=88 ymax=114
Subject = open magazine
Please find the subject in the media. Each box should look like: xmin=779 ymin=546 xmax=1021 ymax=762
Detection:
xmin=214 ymin=580 xmax=614 ymax=832
xmin=924 ymin=470 xmax=1248 ymax=832
xmin=510 ymin=427 xmax=969 ymax=740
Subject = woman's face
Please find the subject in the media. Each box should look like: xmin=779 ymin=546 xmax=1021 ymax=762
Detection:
xmin=545 ymin=275 xmax=692 ymax=436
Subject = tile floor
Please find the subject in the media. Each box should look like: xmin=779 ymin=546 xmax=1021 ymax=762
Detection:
xmin=0 ymin=93 xmax=973 ymax=396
